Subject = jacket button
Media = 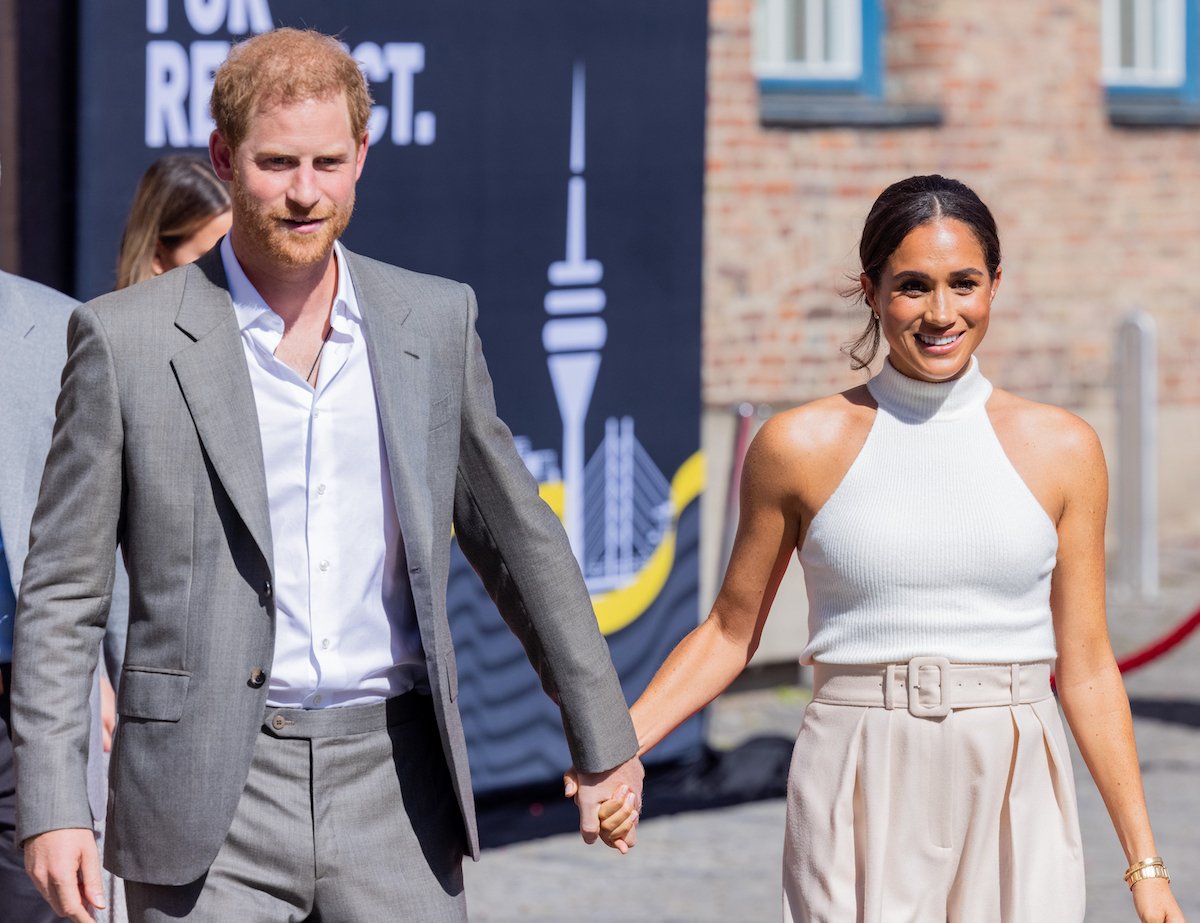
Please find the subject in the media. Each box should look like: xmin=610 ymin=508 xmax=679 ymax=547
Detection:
xmin=248 ymin=668 xmax=266 ymax=688
xmin=271 ymin=715 xmax=286 ymax=730
xmin=263 ymin=580 xmax=272 ymax=598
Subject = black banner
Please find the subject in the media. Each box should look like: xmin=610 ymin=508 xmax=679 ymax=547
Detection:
xmin=77 ymin=0 xmax=707 ymax=792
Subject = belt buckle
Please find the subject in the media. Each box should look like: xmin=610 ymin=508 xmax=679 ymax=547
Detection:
xmin=907 ymin=656 xmax=952 ymax=718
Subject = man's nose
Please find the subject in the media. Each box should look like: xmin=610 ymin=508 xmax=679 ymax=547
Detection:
xmin=288 ymin=165 xmax=321 ymax=210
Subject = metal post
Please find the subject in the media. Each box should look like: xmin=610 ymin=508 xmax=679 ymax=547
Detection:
xmin=1115 ymin=310 xmax=1159 ymax=600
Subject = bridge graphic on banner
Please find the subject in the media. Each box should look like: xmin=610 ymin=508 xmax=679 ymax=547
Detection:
xmin=514 ymin=62 xmax=701 ymax=633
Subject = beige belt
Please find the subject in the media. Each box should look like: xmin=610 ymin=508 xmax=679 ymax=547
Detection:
xmin=812 ymin=658 xmax=1054 ymax=719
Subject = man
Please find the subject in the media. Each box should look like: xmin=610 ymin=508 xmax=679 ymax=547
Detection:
xmin=14 ymin=28 xmax=641 ymax=923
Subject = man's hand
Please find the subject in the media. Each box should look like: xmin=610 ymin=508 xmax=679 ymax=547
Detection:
xmin=563 ymin=755 xmax=644 ymax=854
xmin=23 ymin=828 xmax=106 ymax=923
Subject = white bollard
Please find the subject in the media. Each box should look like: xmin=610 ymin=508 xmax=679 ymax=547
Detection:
xmin=1115 ymin=310 xmax=1159 ymax=600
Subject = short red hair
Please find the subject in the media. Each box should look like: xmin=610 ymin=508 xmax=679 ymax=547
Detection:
xmin=210 ymin=28 xmax=372 ymax=150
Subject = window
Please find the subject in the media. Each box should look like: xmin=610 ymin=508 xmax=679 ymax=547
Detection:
xmin=1102 ymin=0 xmax=1200 ymax=124
xmin=1102 ymin=0 xmax=1186 ymax=88
xmin=754 ymin=0 xmax=880 ymax=95
xmin=752 ymin=0 xmax=940 ymax=128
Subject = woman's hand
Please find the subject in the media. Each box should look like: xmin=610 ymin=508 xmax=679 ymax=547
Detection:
xmin=100 ymin=675 xmax=116 ymax=752
xmin=563 ymin=764 xmax=642 ymax=854
xmin=596 ymin=785 xmax=640 ymax=854
xmin=1132 ymin=877 xmax=1187 ymax=922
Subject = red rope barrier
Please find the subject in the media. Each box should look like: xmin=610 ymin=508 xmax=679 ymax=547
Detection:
xmin=1114 ymin=606 xmax=1200 ymax=674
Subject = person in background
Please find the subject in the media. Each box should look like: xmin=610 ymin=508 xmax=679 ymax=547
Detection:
xmin=590 ymin=175 xmax=1185 ymax=923
xmin=115 ymin=155 xmax=231 ymax=290
xmin=0 ymin=157 xmax=122 ymax=922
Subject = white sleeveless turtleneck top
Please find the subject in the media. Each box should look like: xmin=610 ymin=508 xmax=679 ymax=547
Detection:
xmin=798 ymin=357 xmax=1059 ymax=665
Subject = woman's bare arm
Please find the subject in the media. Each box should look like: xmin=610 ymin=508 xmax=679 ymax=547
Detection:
xmin=1047 ymin=413 xmax=1184 ymax=922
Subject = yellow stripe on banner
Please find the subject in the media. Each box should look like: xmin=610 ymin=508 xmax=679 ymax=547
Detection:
xmin=537 ymin=481 xmax=566 ymax=520
xmin=480 ymin=454 xmax=701 ymax=635
xmin=592 ymin=450 xmax=705 ymax=635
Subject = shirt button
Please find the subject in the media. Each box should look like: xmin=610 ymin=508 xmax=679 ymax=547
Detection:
xmin=319 ymin=560 xmax=330 ymax=572
xmin=312 ymin=694 xmax=322 ymax=705
xmin=321 ymin=638 xmax=331 ymax=650
xmin=312 ymin=409 xmax=321 ymax=418
xmin=317 ymin=483 xmax=327 ymax=495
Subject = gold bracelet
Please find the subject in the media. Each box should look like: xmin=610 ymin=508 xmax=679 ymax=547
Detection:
xmin=1124 ymin=856 xmax=1164 ymax=879
xmin=1124 ymin=857 xmax=1170 ymax=890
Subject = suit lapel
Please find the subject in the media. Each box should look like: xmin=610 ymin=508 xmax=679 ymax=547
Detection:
xmin=170 ymin=252 xmax=274 ymax=571
xmin=346 ymin=253 xmax=439 ymax=639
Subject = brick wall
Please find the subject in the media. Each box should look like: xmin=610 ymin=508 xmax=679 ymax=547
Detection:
xmin=705 ymin=0 xmax=1200 ymax=413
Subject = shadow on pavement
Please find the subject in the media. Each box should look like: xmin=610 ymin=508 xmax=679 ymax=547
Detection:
xmin=1128 ymin=698 xmax=1200 ymax=728
xmin=475 ymin=736 xmax=794 ymax=849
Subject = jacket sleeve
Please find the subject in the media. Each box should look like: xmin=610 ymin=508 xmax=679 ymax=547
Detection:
xmin=12 ymin=305 xmax=123 ymax=842
xmin=450 ymin=284 xmax=638 ymax=774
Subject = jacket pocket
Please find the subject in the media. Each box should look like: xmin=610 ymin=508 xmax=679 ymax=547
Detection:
xmin=429 ymin=391 xmax=455 ymax=431
xmin=118 ymin=667 xmax=191 ymax=722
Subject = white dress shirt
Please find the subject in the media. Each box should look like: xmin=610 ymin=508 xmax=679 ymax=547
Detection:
xmin=221 ymin=237 xmax=426 ymax=708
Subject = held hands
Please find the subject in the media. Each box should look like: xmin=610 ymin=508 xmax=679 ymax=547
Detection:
xmin=562 ymin=755 xmax=644 ymax=855
xmin=596 ymin=784 xmax=640 ymax=853
xmin=23 ymin=827 xmax=106 ymax=923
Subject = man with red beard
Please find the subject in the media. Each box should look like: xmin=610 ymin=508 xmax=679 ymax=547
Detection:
xmin=12 ymin=28 xmax=641 ymax=923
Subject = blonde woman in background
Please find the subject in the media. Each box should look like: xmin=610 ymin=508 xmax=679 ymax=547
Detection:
xmin=115 ymin=155 xmax=231 ymax=289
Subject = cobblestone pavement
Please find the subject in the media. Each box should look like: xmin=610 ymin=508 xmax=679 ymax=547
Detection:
xmin=465 ymin=544 xmax=1200 ymax=922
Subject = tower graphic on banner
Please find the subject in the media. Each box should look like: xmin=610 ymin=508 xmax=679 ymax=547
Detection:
xmin=525 ymin=62 xmax=673 ymax=600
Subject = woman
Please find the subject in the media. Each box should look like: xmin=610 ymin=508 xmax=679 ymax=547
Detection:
xmin=115 ymin=154 xmax=231 ymax=289
xmin=586 ymin=176 xmax=1185 ymax=922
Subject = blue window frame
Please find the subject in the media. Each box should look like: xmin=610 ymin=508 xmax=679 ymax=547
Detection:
xmin=1103 ymin=0 xmax=1200 ymax=107
xmin=753 ymin=0 xmax=884 ymax=98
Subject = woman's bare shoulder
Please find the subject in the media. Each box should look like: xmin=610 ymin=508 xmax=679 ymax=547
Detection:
xmin=987 ymin=388 xmax=1105 ymax=468
xmin=745 ymin=385 xmax=876 ymax=499
xmin=756 ymin=385 xmax=876 ymax=457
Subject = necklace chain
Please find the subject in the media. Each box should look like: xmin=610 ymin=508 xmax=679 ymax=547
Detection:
xmin=305 ymin=324 xmax=332 ymax=386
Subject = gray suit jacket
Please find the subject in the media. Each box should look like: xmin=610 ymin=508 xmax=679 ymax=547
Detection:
xmin=0 ymin=271 xmax=124 ymax=823
xmin=12 ymin=247 xmax=637 ymax=885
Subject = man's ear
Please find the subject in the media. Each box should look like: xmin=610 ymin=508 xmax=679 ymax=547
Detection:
xmin=354 ymin=132 xmax=369 ymax=180
xmin=210 ymin=131 xmax=235 ymax=182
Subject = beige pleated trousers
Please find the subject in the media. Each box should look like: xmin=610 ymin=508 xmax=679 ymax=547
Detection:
xmin=783 ymin=661 xmax=1085 ymax=923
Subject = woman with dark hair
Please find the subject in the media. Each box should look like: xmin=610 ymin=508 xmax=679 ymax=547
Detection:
xmin=115 ymin=155 xmax=231 ymax=289
xmin=582 ymin=175 xmax=1185 ymax=922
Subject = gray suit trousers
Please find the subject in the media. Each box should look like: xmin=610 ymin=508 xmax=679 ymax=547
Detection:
xmin=124 ymin=695 xmax=466 ymax=923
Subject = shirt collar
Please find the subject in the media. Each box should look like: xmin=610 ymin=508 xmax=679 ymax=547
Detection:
xmin=220 ymin=236 xmax=360 ymax=334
